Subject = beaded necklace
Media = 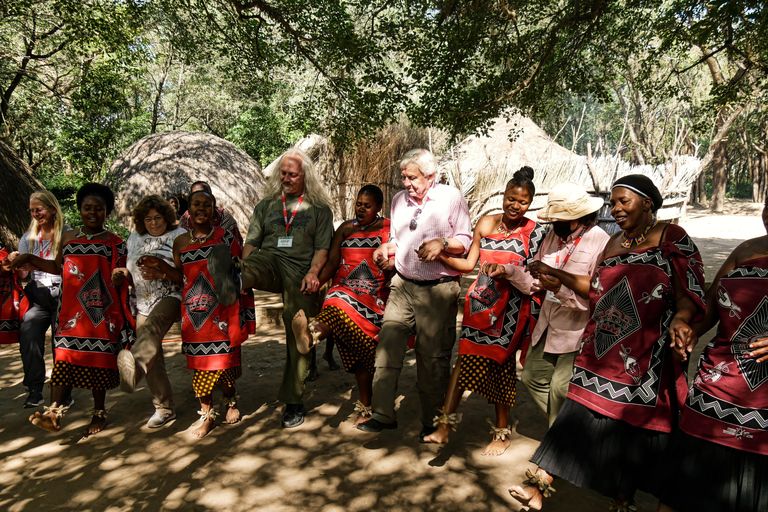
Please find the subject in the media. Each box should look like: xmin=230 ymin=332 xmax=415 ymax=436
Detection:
xmin=621 ymin=220 xmax=658 ymax=249
xmin=77 ymin=229 xmax=107 ymax=240
xmin=353 ymin=216 xmax=380 ymax=231
xmin=189 ymin=227 xmax=214 ymax=245
xmin=496 ymin=218 xmax=524 ymax=237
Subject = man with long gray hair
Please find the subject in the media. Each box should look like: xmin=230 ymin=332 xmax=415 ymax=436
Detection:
xmin=359 ymin=149 xmax=472 ymax=440
xmin=209 ymin=148 xmax=334 ymax=428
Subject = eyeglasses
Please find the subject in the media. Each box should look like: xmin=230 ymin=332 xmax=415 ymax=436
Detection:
xmin=409 ymin=208 xmax=422 ymax=230
xmin=29 ymin=208 xmax=48 ymax=214
xmin=144 ymin=216 xmax=165 ymax=224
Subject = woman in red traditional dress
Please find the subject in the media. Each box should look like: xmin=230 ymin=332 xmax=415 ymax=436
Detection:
xmin=292 ymin=185 xmax=395 ymax=426
xmin=658 ymin=199 xmax=768 ymax=512
xmin=155 ymin=189 xmax=248 ymax=438
xmin=510 ymin=175 xmax=706 ymax=511
xmin=10 ymin=183 xmax=135 ymax=435
xmin=0 ymin=244 xmax=22 ymax=344
xmin=422 ymin=167 xmax=547 ymax=455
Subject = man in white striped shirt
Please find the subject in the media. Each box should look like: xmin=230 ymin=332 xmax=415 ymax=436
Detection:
xmin=358 ymin=149 xmax=472 ymax=439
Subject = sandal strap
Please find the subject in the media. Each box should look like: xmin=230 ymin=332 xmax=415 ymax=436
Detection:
xmin=522 ymin=469 xmax=556 ymax=498
xmin=609 ymin=499 xmax=638 ymax=512
xmin=353 ymin=400 xmax=372 ymax=417
xmin=198 ymin=408 xmax=219 ymax=421
xmin=432 ymin=407 xmax=462 ymax=431
xmin=44 ymin=402 xmax=69 ymax=418
xmin=487 ymin=419 xmax=512 ymax=441
xmin=88 ymin=408 xmax=108 ymax=419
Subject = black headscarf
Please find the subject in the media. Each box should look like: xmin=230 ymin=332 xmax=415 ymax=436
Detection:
xmin=612 ymin=175 xmax=663 ymax=213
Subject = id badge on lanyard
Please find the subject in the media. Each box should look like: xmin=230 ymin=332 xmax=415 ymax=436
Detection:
xmin=280 ymin=191 xmax=304 ymax=248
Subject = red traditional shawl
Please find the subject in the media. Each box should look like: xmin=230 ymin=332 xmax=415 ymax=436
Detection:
xmin=682 ymin=255 xmax=768 ymax=455
xmin=0 ymin=246 xmax=22 ymax=344
xmin=322 ymin=220 xmax=392 ymax=341
xmin=568 ymin=224 xmax=706 ymax=433
xmin=459 ymin=218 xmax=547 ymax=364
xmin=180 ymin=227 xmax=248 ymax=371
xmin=54 ymin=234 xmax=136 ymax=369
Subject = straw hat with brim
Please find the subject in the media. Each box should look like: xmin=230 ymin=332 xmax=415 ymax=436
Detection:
xmin=537 ymin=182 xmax=605 ymax=222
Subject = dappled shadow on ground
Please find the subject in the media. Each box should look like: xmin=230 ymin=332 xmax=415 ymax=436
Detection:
xmin=0 ymin=323 xmax=655 ymax=512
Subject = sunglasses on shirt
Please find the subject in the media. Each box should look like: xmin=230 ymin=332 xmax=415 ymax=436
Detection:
xmin=409 ymin=208 xmax=422 ymax=230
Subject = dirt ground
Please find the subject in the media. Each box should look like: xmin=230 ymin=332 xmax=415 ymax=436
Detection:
xmin=0 ymin=199 xmax=764 ymax=512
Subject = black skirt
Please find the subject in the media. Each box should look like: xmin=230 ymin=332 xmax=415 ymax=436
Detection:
xmin=659 ymin=430 xmax=768 ymax=512
xmin=531 ymin=398 xmax=670 ymax=500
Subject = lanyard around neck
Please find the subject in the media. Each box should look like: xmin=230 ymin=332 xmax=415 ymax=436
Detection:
xmin=555 ymin=227 xmax=585 ymax=269
xmin=282 ymin=191 xmax=305 ymax=235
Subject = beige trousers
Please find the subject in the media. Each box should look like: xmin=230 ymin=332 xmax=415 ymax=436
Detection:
xmin=133 ymin=296 xmax=180 ymax=415
xmin=370 ymin=275 xmax=460 ymax=425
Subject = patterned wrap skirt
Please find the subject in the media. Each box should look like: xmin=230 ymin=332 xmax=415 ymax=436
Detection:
xmin=316 ymin=306 xmax=376 ymax=374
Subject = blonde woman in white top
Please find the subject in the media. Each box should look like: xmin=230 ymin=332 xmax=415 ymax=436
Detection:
xmin=4 ymin=191 xmax=72 ymax=409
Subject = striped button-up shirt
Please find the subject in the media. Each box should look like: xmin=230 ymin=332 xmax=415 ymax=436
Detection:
xmin=389 ymin=182 xmax=472 ymax=281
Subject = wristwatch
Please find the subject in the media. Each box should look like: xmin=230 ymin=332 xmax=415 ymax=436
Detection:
xmin=442 ymin=237 xmax=449 ymax=249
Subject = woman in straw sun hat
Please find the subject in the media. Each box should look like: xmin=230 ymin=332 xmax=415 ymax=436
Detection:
xmin=486 ymin=182 xmax=609 ymax=431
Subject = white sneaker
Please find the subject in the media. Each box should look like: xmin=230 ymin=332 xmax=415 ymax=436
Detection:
xmin=147 ymin=411 xmax=176 ymax=428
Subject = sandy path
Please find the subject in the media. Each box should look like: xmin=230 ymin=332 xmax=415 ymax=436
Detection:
xmin=0 ymin=200 xmax=763 ymax=512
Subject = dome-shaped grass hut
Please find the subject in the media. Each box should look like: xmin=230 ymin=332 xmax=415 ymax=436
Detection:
xmin=106 ymin=131 xmax=266 ymax=231
xmin=0 ymin=140 xmax=44 ymax=250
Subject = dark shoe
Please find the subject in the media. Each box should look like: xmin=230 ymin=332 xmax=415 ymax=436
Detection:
xmin=357 ymin=418 xmax=398 ymax=432
xmin=419 ymin=425 xmax=438 ymax=443
xmin=208 ymin=244 xmax=240 ymax=306
xmin=282 ymin=404 xmax=305 ymax=428
xmin=23 ymin=392 xmax=44 ymax=408
xmin=61 ymin=395 xmax=75 ymax=408
xmin=117 ymin=349 xmax=140 ymax=393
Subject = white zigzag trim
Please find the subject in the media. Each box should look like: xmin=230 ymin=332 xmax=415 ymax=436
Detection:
xmin=55 ymin=336 xmax=116 ymax=353
xmin=342 ymin=236 xmax=383 ymax=248
xmin=688 ymin=390 xmax=768 ymax=429
xmin=181 ymin=247 xmax=214 ymax=263
xmin=183 ymin=341 xmax=232 ymax=355
xmin=325 ymin=290 xmax=382 ymax=325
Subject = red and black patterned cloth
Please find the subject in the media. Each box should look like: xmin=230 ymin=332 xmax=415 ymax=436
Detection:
xmin=180 ymin=227 xmax=249 ymax=372
xmin=569 ymin=224 xmax=706 ymax=433
xmin=683 ymin=255 xmax=768 ymax=455
xmin=0 ymin=246 xmax=22 ymax=344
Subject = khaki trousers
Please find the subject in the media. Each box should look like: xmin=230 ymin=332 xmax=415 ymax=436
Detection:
xmin=133 ymin=296 xmax=180 ymax=416
xmin=370 ymin=275 xmax=460 ymax=425
xmin=520 ymin=331 xmax=578 ymax=427
xmin=240 ymin=250 xmax=319 ymax=405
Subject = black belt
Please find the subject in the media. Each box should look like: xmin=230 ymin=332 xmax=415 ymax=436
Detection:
xmin=397 ymin=272 xmax=460 ymax=286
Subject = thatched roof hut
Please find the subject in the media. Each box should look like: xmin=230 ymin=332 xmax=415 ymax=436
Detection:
xmin=439 ymin=112 xmax=701 ymax=229
xmin=106 ymin=131 xmax=266 ymax=231
xmin=265 ymin=120 xmax=448 ymax=222
xmin=0 ymin=140 xmax=44 ymax=250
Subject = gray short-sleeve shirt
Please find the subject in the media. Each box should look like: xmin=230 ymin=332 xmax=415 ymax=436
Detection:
xmin=245 ymin=195 xmax=333 ymax=282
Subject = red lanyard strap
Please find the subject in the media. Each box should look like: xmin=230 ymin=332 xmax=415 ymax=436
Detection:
xmin=282 ymin=191 xmax=304 ymax=235
xmin=38 ymin=231 xmax=51 ymax=260
xmin=555 ymin=228 xmax=584 ymax=269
